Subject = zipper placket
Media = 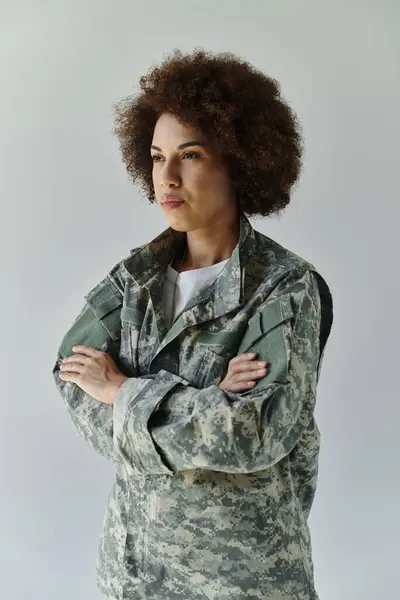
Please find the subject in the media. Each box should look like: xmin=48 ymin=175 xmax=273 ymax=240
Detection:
xmin=171 ymin=262 xmax=230 ymax=325
xmin=172 ymin=295 xmax=211 ymax=326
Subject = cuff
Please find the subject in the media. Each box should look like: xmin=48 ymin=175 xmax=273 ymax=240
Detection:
xmin=112 ymin=371 xmax=187 ymax=475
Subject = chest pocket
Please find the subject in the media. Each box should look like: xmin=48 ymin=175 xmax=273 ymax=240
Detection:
xmin=236 ymin=293 xmax=294 ymax=389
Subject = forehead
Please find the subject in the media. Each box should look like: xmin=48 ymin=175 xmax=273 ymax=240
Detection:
xmin=152 ymin=112 xmax=204 ymax=144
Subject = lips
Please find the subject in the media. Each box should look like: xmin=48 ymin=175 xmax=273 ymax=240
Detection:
xmin=162 ymin=195 xmax=183 ymax=203
xmin=161 ymin=195 xmax=185 ymax=209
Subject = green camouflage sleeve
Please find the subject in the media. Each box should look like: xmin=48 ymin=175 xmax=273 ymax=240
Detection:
xmin=52 ymin=274 xmax=125 ymax=463
xmin=112 ymin=270 xmax=325 ymax=475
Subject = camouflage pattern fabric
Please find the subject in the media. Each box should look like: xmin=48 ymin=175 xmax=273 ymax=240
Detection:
xmin=52 ymin=211 xmax=333 ymax=599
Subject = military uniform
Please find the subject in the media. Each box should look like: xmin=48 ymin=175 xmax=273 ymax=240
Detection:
xmin=52 ymin=212 xmax=333 ymax=600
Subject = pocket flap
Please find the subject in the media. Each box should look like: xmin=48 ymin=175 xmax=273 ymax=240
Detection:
xmin=85 ymin=277 xmax=122 ymax=319
xmin=260 ymin=293 xmax=293 ymax=335
xmin=120 ymin=306 xmax=144 ymax=328
xmin=84 ymin=277 xmax=123 ymax=341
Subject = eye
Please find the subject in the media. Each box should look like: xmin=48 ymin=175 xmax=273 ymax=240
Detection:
xmin=182 ymin=151 xmax=200 ymax=159
xmin=151 ymin=151 xmax=200 ymax=162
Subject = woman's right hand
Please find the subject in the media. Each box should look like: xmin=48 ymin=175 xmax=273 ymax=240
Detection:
xmin=219 ymin=353 xmax=269 ymax=392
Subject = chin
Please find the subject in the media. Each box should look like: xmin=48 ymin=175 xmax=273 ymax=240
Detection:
xmin=166 ymin=217 xmax=193 ymax=232
xmin=162 ymin=209 xmax=198 ymax=233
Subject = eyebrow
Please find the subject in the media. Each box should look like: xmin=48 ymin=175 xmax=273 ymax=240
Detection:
xmin=151 ymin=141 xmax=205 ymax=151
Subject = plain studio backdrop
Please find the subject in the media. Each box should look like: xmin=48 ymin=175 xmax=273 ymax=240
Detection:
xmin=1 ymin=1 xmax=398 ymax=598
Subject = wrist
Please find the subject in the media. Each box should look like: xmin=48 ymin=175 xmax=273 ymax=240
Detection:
xmin=109 ymin=375 xmax=129 ymax=405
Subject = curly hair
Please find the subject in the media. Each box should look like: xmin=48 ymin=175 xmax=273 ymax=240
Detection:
xmin=112 ymin=49 xmax=304 ymax=217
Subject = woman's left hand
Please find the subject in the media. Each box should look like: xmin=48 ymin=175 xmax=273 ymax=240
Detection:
xmin=58 ymin=345 xmax=129 ymax=405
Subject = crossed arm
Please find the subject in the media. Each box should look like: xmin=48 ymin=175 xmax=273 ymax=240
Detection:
xmin=53 ymin=269 xmax=322 ymax=474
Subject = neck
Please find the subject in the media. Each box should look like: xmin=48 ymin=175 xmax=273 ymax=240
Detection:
xmin=179 ymin=212 xmax=240 ymax=272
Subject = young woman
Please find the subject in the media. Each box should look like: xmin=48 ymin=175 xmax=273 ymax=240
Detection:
xmin=53 ymin=49 xmax=333 ymax=600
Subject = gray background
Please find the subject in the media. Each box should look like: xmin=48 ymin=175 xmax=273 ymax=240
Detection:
xmin=1 ymin=1 xmax=399 ymax=598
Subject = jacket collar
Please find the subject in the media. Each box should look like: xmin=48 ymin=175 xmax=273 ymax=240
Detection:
xmin=122 ymin=210 xmax=257 ymax=292
xmin=120 ymin=211 xmax=257 ymax=345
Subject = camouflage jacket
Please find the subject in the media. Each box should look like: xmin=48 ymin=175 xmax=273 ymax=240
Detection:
xmin=52 ymin=212 xmax=333 ymax=600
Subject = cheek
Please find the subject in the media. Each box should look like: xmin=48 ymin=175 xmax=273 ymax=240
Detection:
xmin=187 ymin=165 xmax=223 ymax=191
xmin=195 ymin=169 xmax=232 ymax=204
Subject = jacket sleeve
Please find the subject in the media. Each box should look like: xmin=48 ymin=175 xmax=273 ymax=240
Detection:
xmin=112 ymin=269 xmax=332 ymax=475
xmin=52 ymin=273 xmax=127 ymax=463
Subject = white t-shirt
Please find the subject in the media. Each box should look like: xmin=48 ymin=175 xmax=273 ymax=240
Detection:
xmin=163 ymin=258 xmax=229 ymax=329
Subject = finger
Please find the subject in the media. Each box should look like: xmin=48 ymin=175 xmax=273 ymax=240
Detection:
xmin=232 ymin=367 xmax=268 ymax=384
xmin=62 ymin=354 xmax=89 ymax=366
xmin=59 ymin=371 xmax=79 ymax=382
xmin=229 ymin=353 xmax=258 ymax=365
xmin=231 ymin=360 xmax=268 ymax=374
xmin=224 ymin=380 xmax=256 ymax=392
xmin=221 ymin=365 xmax=268 ymax=391
xmin=71 ymin=345 xmax=100 ymax=357
xmin=60 ymin=362 xmax=84 ymax=374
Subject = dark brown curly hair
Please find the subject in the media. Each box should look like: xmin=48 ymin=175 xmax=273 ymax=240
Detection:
xmin=112 ymin=49 xmax=304 ymax=217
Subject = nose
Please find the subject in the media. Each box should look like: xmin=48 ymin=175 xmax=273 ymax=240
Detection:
xmin=160 ymin=160 xmax=181 ymax=188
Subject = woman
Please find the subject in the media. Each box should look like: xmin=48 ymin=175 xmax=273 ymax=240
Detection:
xmin=53 ymin=49 xmax=333 ymax=600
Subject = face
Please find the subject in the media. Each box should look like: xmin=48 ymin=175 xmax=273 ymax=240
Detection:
xmin=151 ymin=112 xmax=237 ymax=231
